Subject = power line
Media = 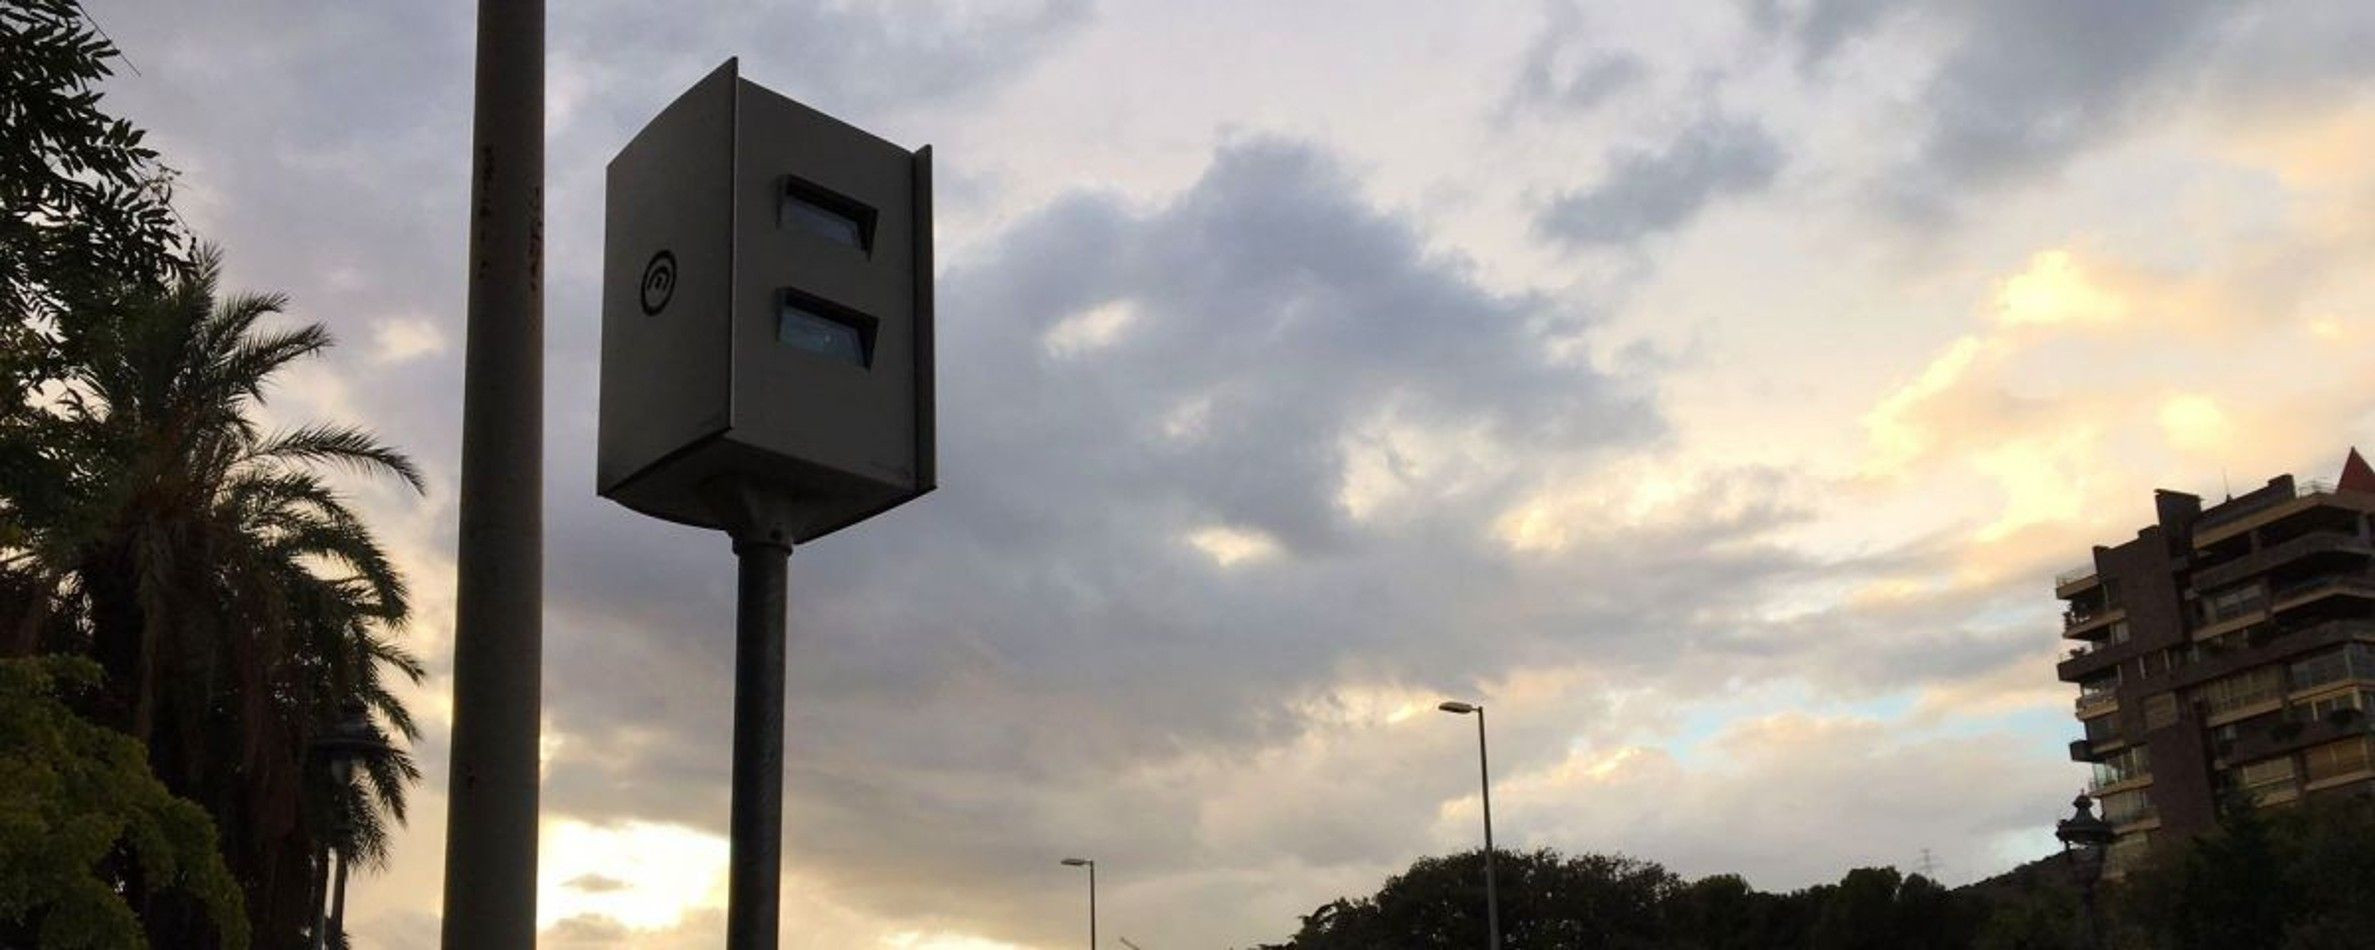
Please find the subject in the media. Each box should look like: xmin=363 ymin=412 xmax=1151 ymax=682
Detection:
xmin=79 ymin=6 xmax=142 ymax=76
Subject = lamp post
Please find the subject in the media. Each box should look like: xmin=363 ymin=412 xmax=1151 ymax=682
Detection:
xmin=1438 ymin=701 xmax=1500 ymax=950
xmin=1060 ymin=858 xmax=1096 ymax=949
xmin=311 ymin=703 xmax=390 ymax=950
xmin=2056 ymin=792 xmax=2115 ymax=950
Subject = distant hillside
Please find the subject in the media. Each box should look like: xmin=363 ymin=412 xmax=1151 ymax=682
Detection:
xmin=1956 ymin=850 xmax=2079 ymax=905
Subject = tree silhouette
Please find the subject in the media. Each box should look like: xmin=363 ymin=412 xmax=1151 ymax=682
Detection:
xmin=0 ymin=656 xmax=247 ymax=948
xmin=1252 ymin=849 xmax=1985 ymax=949
xmin=2 ymin=251 xmax=424 ymax=945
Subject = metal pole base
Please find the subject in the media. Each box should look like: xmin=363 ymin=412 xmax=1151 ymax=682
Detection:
xmin=726 ymin=534 xmax=790 ymax=949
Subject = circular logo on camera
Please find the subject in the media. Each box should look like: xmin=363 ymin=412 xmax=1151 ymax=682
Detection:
xmin=640 ymin=250 xmax=677 ymax=316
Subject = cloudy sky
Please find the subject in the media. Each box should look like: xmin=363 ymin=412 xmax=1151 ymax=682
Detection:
xmin=94 ymin=0 xmax=2375 ymax=946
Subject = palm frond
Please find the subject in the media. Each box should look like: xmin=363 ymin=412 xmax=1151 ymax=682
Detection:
xmin=245 ymin=424 xmax=425 ymax=494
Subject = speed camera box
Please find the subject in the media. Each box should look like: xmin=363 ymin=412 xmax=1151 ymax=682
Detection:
xmin=598 ymin=58 xmax=934 ymax=540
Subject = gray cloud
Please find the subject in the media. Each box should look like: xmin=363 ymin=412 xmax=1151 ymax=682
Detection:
xmin=2201 ymin=0 xmax=2375 ymax=109
xmin=545 ymin=914 xmax=632 ymax=945
xmin=565 ymin=873 xmax=633 ymax=894
xmin=1751 ymin=0 xmax=2370 ymax=219
xmin=549 ymin=0 xmax=1092 ymax=141
xmin=1744 ymin=0 xmax=1905 ymax=71
xmin=1899 ymin=0 xmax=2228 ymax=205
xmin=1503 ymin=2 xmax=1647 ymax=119
xmin=542 ymin=911 xmax=724 ymax=949
xmin=1535 ymin=117 xmax=1784 ymax=247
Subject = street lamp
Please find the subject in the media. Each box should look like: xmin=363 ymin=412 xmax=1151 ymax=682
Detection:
xmin=1438 ymin=700 xmax=1500 ymax=950
xmin=2056 ymin=792 xmax=2115 ymax=950
xmin=1060 ymin=858 xmax=1097 ymax=949
xmin=311 ymin=702 xmax=390 ymax=950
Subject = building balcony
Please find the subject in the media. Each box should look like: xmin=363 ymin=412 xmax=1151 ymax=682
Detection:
xmin=2077 ymin=691 xmax=2119 ymax=715
xmin=2270 ymin=572 xmax=2375 ymax=613
xmin=2194 ymin=529 xmax=2373 ymax=589
xmin=2214 ymin=711 xmax=2367 ymax=765
xmin=2197 ymin=478 xmax=2337 ymax=543
xmin=2056 ymin=562 xmax=2100 ymax=596
xmin=2306 ymin=770 xmax=2375 ymax=796
xmin=2058 ymin=641 xmax=2127 ymax=681
xmin=2192 ymin=608 xmax=2267 ymax=643
xmin=2088 ymin=772 xmax=2151 ymax=796
xmin=2165 ymin=618 xmax=2375 ymax=692
xmin=2066 ymin=606 xmax=2127 ymax=636
xmin=2244 ymin=782 xmax=2302 ymax=807
xmin=2205 ymin=695 xmax=2285 ymax=728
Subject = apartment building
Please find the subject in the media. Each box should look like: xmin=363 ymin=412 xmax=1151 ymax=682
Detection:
xmin=2058 ymin=450 xmax=2375 ymax=874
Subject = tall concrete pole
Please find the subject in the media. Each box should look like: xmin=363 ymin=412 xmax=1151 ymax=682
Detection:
xmin=440 ymin=0 xmax=544 ymax=945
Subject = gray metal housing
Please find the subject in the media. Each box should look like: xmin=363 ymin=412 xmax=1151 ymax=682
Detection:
xmin=598 ymin=59 xmax=934 ymax=541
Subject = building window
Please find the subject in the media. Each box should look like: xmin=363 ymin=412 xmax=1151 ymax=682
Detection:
xmin=2234 ymin=757 xmax=2299 ymax=804
xmin=2289 ymin=643 xmax=2375 ymax=693
xmin=2105 ymin=620 xmax=2132 ymax=646
xmin=2085 ymin=715 xmax=2121 ymax=745
xmin=2099 ymin=788 xmax=2155 ymax=825
xmin=2294 ymin=689 xmax=2373 ymax=723
xmin=2209 ymin=721 xmax=2242 ymax=751
xmin=2291 ymin=649 xmax=2346 ymax=691
xmin=2304 ymin=737 xmax=2375 ymax=784
xmin=2093 ymin=746 xmax=2151 ymax=788
xmin=2201 ymin=583 xmax=2267 ymax=624
xmin=2143 ymin=693 xmax=2178 ymax=730
xmin=2196 ymin=631 xmax=2245 ymax=658
xmin=2197 ymin=666 xmax=2283 ymax=719
xmin=2078 ymin=669 xmax=2120 ymax=713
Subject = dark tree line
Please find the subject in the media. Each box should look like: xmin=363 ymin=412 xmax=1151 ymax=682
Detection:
xmin=1249 ymin=796 xmax=2375 ymax=950
xmin=1248 ymin=848 xmax=1981 ymax=950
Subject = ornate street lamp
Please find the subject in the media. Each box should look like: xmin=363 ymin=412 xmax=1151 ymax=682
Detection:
xmin=311 ymin=703 xmax=390 ymax=950
xmin=2056 ymin=792 xmax=2115 ymax=950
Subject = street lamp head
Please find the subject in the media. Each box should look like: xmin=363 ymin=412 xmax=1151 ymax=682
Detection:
xmin=2056 ymin=793 xmax=2115 ymax=848
xmin=312 ymin=702 xmax=390 ymax=786
xmin=1437 ymin=700 xmax=1479 ymax=714
xmin=1060 ymin=858 xmax=1092 ymax=867
xmin=2056 ymin=792 xmax=2116 ymax=886
xmin=309 ymin=702 xmax=391 ymax=854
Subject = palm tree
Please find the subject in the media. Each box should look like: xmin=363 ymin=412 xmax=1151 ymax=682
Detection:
xmin=0 ymin=247 xmax=424 ymax=945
